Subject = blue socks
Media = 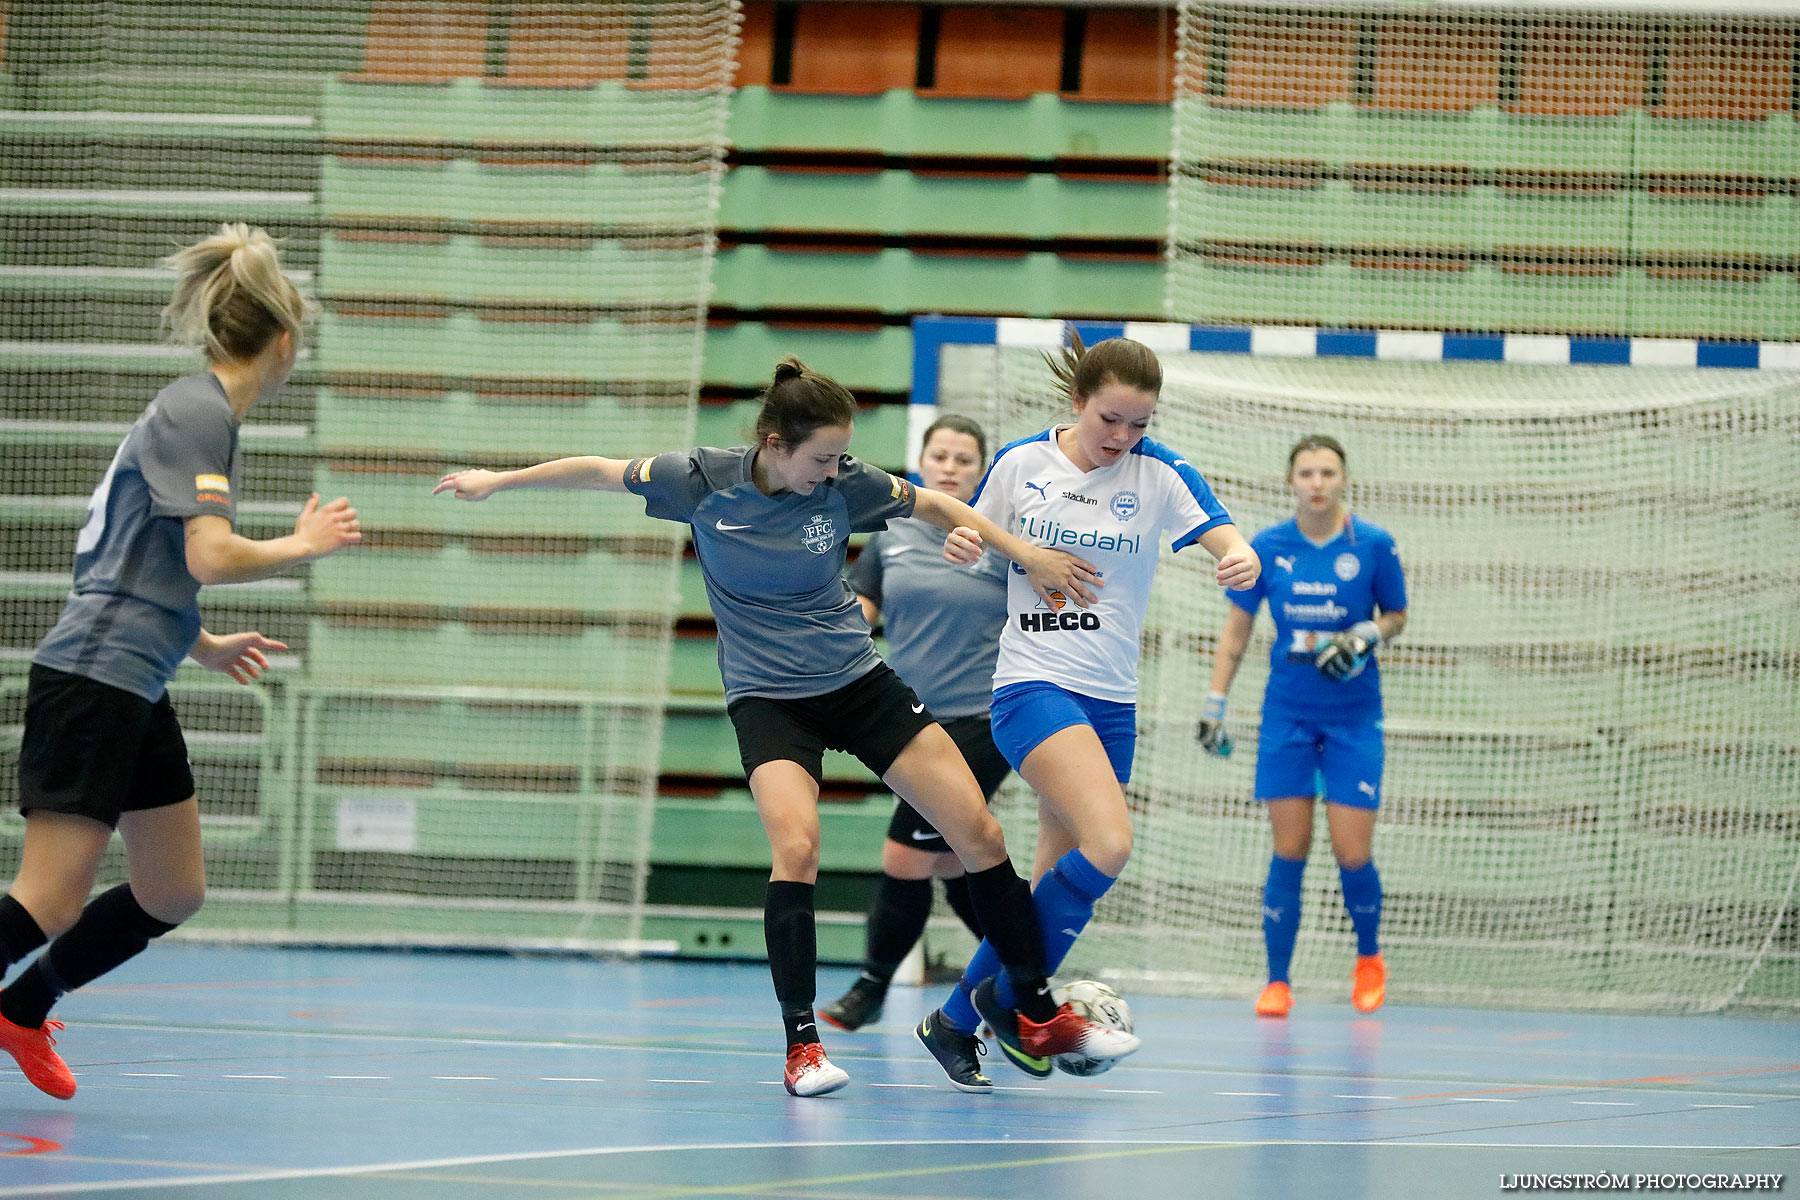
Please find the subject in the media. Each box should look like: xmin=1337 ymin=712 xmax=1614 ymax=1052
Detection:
xmin=942 ymin=849 xmax=1117 ymax=1032
xmin=1263 ymin=854 xmax=1307 ymax=983
xmin=1338 ymin=861 xmax=1382 ymax=957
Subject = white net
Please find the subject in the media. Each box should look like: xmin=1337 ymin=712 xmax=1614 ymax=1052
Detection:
xmin=1 ymin=1 xmax=739 ymax=948
xmin=1170 ymin=2 xmax=1800 ymax=340
xmin=936 ymin=337 xmax=1800 ymax=1013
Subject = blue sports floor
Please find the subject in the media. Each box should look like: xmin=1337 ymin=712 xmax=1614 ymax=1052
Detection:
xmin=0 ymin=945 xmax=1793 ymax=1198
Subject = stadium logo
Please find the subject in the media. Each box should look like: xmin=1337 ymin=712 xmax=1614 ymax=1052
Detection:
xmin=1335 ymin=553 xmax=1360 ymax=581
xmin=1109 ymin=490 xmax=1140 ymax=521
xmin=801 ymin=513 xmax=837 ymax=554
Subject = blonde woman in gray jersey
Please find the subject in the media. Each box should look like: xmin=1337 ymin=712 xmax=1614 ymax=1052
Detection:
xmin=0 ymin=224 xmax=362 ymax=1100
xmin=437 ymin=359 xmax=1139 ymax=1097
xmin=819 ymin=415 xmax=1009 ymax=1033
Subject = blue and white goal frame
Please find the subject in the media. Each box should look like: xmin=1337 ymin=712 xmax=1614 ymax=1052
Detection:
xmin=906 ymin=314 xmax=1800 ymax=473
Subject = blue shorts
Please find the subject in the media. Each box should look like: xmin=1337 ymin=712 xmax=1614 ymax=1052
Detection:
xmin=990 ymin=681 xmax=1136 ymax=783
xmin=1254 ymin=705 xmax=1385 ymax=809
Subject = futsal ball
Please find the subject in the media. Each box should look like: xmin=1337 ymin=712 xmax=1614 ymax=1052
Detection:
xmin=1051 ymin=979 xmax=1133 ymax=1077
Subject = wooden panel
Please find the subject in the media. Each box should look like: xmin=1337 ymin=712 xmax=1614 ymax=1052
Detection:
xmin=1658 ymin=25 xmax=1796 ymax=119
xmin=1368 ymin=16 xmax=1501 ymax=112
xmin=735 ymin=0 xmax=775 ymax=89
xmin=1077 ymin=9 xmax=1174 ymax=104
xmin=787 ymin=3 xmax=919 ymax=95
xmin=929 ymin=7 xmax=1063 ymax=100
xmin=502 ymin=3 xmax=711 ymax=87
xmin=1510 ymin=20 xmax=1649 ymax=117
xmin=359 ymin=1 xmax=489 ymax=82
xmin=1219 ymin=14 xmax=1354 ymax=109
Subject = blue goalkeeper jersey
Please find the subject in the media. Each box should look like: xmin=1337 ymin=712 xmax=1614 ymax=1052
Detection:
xmin=1228 ymin=515 xmax=1406 ymax=716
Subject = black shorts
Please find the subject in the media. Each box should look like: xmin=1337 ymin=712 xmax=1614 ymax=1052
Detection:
xmin=17 ymin=664 xmax=195 ymax=828
xmin=886 ymin=713 xmax=1011 ymax=854
xmin=727 ymin=663 xmax=936 ymax=785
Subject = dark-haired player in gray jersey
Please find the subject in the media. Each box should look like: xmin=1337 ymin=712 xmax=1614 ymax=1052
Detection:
xmin=820 ymin=414 xmax=1009 ymax=1034
xmin=0 ymin=224 xmax=361 ymax=1100
xmin=437 ymin=357 xmax=1139 ymax=1097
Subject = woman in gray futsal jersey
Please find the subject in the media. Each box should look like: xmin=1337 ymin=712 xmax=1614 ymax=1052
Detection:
xmin=0 ymin=224 xmax=361 ymax=1100
xmin=819 ymin=414 xmax=1010 ymax=1033
xmin=436 ymin=358 xmax=1138 ymax=1097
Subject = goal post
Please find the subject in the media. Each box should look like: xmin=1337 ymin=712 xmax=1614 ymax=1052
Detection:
xmin=913 ymin=313 xmax=1800 ymax=1014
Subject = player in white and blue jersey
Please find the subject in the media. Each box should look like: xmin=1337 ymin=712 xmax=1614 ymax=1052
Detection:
xmin=438 ymin=358 xmax=1138 ymax=1098
xmin=919 ymin=333 xmax=1261 ymax=1085
xmin=0 ymin=224 xmax=361 ymax=1100
xmin=819 ymin=415 xmax=1009 ymax=1034
xmin=1197 ymin=434 xmax=1408 ymax=1017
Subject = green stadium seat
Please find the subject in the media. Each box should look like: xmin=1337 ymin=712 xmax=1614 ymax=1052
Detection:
xmin=710 ymin=245 xmax=1162 ymax=319
xmin=323 ymin=76 xmax=727 ymax=148
xmin=308 ymin=543 xmax=678 ymax=615
xmin=321 ymin=158 xmax=715 ymax=228
xmin=306 ymin=617 xmax=666 ymax=696
xmin=651 ymin=794 xmax=888 ymax=871
xmin=727 ymin=86 xmax=1170 ymax=161
xmin=692 ymin=398 xmax=909 ymax=466
xmin=720 ymin=167 xmax=1165 ymax=241
xmin=702 ymin=322 xmax=913 ymax=392
xmin=320 ymin=233 xmax=710 ymax=307
xmin=314 ymin=388 xmax=694 ymax=460
xmin=317 ymin=311 xmax=697 ymax=383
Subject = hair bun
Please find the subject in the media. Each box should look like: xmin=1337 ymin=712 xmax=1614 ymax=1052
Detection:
xmin=772 ymin=358 xmax=805 ymax=384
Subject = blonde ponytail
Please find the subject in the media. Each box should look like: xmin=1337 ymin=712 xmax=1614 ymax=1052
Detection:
xmin=160 ymin=222 xmax=314 ymax=363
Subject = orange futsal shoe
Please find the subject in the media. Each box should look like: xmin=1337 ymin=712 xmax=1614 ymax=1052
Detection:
xmin=783 ymin=1042 xmax=849 ymax=1097
xmin=0 ymin=1015 xmax=76 ymax=1100
xmin=1352 ymin=954 xmax=1387 ymax=1013
xmin=1254 ymin=981 xmax=1292 ymax=1018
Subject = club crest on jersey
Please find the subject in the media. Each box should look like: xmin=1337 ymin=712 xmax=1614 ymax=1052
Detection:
xmin=1109 ymin=490 xmax=1139 ymax=521
xmin=1334 ymin=552 xmax=1360 ymax=581
xmin=802 ymin=513 xmax=837 ymax=555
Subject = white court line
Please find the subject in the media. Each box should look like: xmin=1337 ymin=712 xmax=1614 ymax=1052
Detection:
xmin=1691 ymin=1103 xmax=1754 ymax=1109
xmin=1 ymin=1139 xmax=1791 ymax=1198
xmin=1103 ymin=1089 xmax=1162 ymax=1094
xmin=1335 ymin=1094 xmax=1396 ymax=1100
xmin=1450 ymin=1097 xmax=1515 ymax=1103
xmin=647 ymin=1078 xmax=713 ymax=1084
xmin=540 ymin=1076 xmax=605 ymax=1082
xmin=1217 ymin=1091 xmax=1279 ymax=1097
xmin=223 ymin=1074 xmax=285 ymax=1080
xmin=1571 ymin=1101 xmax=1637 ymax=1106
xmin=326 ymin=1075 xmax=388 ymax=1080
xmin=120 ymin=1072 xmax=180 ymax=1078
xmin=869 ymin=1083 xmax=932 ymax=1089
xmin=431 ymin=1075 xmax=495 ymax=1081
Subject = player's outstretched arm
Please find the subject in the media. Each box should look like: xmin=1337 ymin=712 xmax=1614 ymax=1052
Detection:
xmin=434 ymin=456 xmax=631 ymax=501
xmin=183 ymin=494 xmax=360 ymax=586
xmin=912 ymin=485 xmax=1102 ymax=609
xmin=1197 ymin=524 xmax=1260 ymax=591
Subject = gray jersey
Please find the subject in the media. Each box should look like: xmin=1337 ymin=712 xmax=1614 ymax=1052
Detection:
xmin=625 ymin=446 xmax=915 ymax=702
xmin=848 ymin=518 xmax=1006 ymax=719
xmin=34 ymin=372 xmax=240 ymax=702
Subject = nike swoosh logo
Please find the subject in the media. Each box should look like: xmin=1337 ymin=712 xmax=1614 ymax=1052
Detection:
xmin=910 ymin=829 xmax=940 ymax=841
xmin=911 ymin=703 xmax=925 ymax=713
xmin=795 ymin=1021 xmax=815 ymax=1032
xmin=715 ymin=519 xmax=751 ymax=531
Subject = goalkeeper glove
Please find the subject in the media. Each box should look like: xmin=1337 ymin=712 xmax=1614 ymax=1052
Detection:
xmin=1315 ymin=620 xmax=1382 ymax=681
xmin=1195 ymin=692 xmax=1232 ymax=757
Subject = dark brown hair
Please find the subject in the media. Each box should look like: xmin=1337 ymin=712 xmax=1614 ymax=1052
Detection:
xmin=1287 ymin=434 xmax=1347 ymax=476
xmin=754 ymin=356 xmax=857 ymax=449
xmin=1044 ymin=328 xmax=1162 ymax=407
xmin=920 ymin=412 xmax=987 ymax=462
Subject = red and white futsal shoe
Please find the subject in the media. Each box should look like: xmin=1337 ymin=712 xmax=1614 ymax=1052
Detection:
xmin=783 ymin=1042 xmax=849 ymax=1097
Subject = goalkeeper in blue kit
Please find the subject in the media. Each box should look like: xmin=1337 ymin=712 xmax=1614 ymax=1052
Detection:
xmin=1197 ymin=435 xmax=1407 ymax=1017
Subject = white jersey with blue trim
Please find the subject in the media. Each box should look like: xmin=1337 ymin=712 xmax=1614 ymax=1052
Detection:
xmin=973 ymin=427 xmax=1232 ymax=704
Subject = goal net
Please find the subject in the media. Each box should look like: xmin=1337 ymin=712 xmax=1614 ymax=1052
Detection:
xmin=0 ymin=1 xmax=738 ymax=949
xmin=928 ymin=318 xmax=1799 ymax=1013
